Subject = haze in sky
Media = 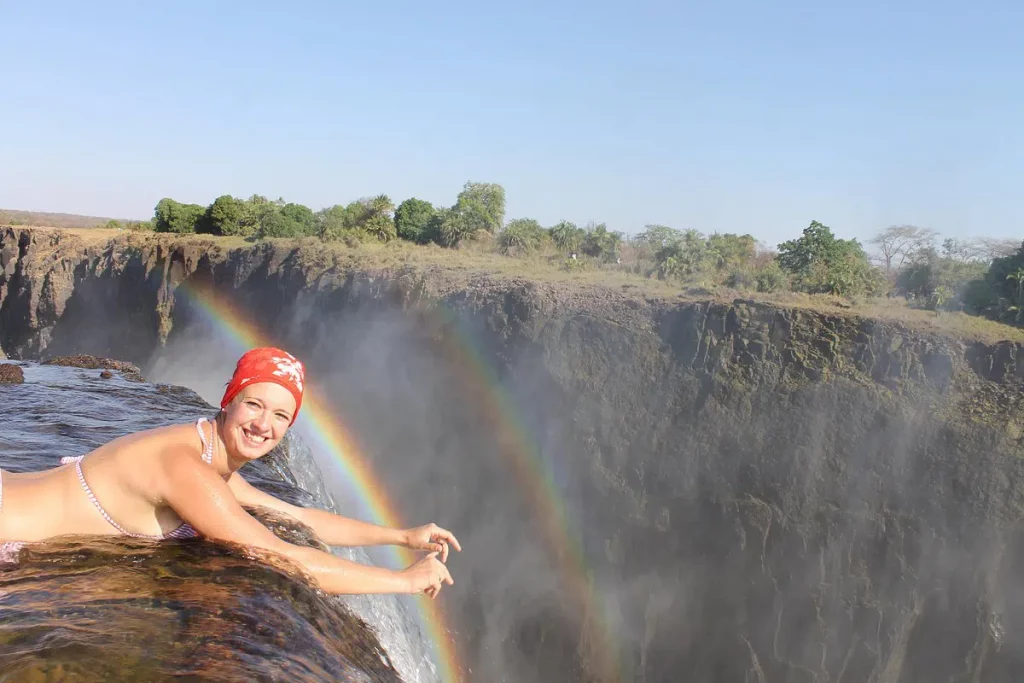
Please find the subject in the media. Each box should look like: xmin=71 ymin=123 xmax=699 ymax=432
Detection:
xmin=1 ymin=0 xmax=1021 ymax=247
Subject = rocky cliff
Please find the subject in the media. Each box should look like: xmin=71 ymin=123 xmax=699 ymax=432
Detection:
xmin=3 ymin=225 xmax=1024 ymax=683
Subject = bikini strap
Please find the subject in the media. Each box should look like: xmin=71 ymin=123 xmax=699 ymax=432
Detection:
xmin=72 ymin=459 xmax=152 ymax=538
xmin=195 ymin=418 xmax=214 ymax=465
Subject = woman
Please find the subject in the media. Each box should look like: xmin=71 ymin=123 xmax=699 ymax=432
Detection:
xmin=0 ymin=347 xmax=460 ymax=598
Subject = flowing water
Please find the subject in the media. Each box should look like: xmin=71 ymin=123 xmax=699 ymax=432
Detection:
xmin=0 ymin=362 xmax=441 ymax=682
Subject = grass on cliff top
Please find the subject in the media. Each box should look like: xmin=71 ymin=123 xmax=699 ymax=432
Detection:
xmin=18 ymin=225 xmax=1024 ymax=346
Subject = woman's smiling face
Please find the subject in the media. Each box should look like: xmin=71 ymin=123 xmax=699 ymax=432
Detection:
xmin=221 ymin=382 xmax=297 ymax=460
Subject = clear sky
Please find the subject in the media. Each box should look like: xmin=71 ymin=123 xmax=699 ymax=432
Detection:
xmin=2 ymin=0 xmax=1021 ymax=247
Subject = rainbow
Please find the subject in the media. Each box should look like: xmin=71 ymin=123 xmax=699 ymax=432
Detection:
xmin=425 ymin=305 xmax=624 ymax=683
xmin=174 ymin=280 xmax=464 ymax=683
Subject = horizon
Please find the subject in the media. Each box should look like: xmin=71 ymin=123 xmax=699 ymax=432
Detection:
xmin=3 ymin=1 xmax=1022 ymax=246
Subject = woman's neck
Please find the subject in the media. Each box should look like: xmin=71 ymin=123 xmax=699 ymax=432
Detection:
xmin=211 ymin=412 xmax=245 ymax=476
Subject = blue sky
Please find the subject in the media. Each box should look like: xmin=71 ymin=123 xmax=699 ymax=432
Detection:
xmin=2 ymin=0 xmax=1021 ymax=247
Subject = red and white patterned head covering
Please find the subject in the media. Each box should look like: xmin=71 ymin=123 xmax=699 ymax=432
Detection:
xmin=220 ymin=347 xmax=305 ymax=424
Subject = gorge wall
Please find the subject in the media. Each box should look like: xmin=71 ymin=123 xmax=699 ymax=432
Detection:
xmin=3 ymin=226 xmax=1024 ymax=683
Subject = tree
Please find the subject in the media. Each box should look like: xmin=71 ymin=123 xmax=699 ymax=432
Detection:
xmin=897 ymin=246 xmax=988 ymax=308
xmin=153 ymin=198 xmax=205 ymax=234
xmin=360 ymin=194 xmax=396 ymax=242
xmin=240 ymin=195 xmax=279 ymax=237
xmin=437 ymin=205 xmax=474 ymax=247
xmin=868 ymin=225 xmax=937 ymax=272
xmin=206 ymin=195 xmax=246 ymax=236
xmin=364 ymin=213 xmax=397 ymax=242
xmin=941 ymin=237 xmax=982 ymax=264
xmin=314 ymin=205 xmax=349 ymax=242
xmin=280 ymin=203 xmax=316 ymax=236
xmin=708 ymin=233 xmax=756 ymax=270
xmin=973 ymin=243 xmax=1024 ymax=323
xmin=550 ymin=221 xmax=585 ymax=254
xmin=258 ymin=210 xmax=305 ymax=239
xmin=455 ymin=182 xmax=505 ymax=233
xmin=633 ymin=224 xmax=684 ymax=250
xmin=498 ymin=218 xmax=545 ymax=255
xmin=580 ymin=222 xmax=623 ymax=262
xmin=394 ymin=198 xmax=436 ymax=243
xmin=777 ymin=221 xmax=879 ymax=296
xmin=975 ymin=237 xmax=1023 ymax=261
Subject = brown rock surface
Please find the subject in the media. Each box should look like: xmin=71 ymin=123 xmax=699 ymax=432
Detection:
xmin=0 ymin=363 xmax=24 ymax=384
xmin=41 ymin=354 xmax=143 ymax=381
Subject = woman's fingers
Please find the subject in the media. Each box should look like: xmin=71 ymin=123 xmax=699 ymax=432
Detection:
xmin=433 ymin=527 xmax=462 ymax=553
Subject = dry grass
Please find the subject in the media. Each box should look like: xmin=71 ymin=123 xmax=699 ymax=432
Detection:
xmin=9 ymin=225 xmax=1024 ymax=345
xmin=0 ymin=209 xmax=126 ymax=229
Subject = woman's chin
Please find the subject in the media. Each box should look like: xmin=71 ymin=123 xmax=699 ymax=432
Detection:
xmin=228 ymin=439 xmax=274 ymax=461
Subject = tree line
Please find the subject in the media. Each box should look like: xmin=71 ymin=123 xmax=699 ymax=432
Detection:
xmin=118 ymin=181 xmax=1024 ymax=327
xmin=125 ymin=181 xmax=508 ymax=247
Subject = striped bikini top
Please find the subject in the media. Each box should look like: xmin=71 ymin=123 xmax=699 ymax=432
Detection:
xmin=60 ymin=417 xmax=214 ymax=540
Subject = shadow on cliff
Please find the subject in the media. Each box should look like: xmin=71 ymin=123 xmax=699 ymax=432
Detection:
xmin=36 ymin=245 xmax=163 ymax=360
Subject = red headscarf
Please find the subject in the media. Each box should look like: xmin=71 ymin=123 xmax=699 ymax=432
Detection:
xmin=220 ymin=347 xmax=305 ymax=425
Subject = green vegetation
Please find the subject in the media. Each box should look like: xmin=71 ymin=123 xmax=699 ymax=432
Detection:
xmin=124 ymin=183 xmax=1019 ymax=331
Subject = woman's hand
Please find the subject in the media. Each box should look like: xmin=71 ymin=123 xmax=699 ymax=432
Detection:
xmin=402 ymin=552 xmax=454 ymax=599
xmin=403 ymin=523 xmax=462 ymax=562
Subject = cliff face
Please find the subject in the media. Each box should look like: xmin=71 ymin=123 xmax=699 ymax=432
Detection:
xmin=3 ymin=225 xmax=1024 ymax=683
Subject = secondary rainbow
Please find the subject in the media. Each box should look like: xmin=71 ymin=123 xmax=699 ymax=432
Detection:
xmin=176 ymin=280 xmax=464 ymax=683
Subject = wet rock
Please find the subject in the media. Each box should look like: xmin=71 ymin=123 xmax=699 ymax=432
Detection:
xmin=0 ymin=363 xmax=24 ymax=384
xmin=0 ymin=537 xmax=402 ymax=682
xmin=155 ymin=383 xmax=215 ymax=409
xmin=99 ymin=370 xmax=113 ymax=379
xmin=42 ymin=354 xmax=144 ymax=382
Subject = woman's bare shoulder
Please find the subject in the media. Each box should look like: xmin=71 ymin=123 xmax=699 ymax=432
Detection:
xmin=93 ymin=420 xmax=206 ymax=467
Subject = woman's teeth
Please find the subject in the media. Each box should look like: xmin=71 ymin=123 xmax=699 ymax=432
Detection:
xmin=242 ymin=429 xmax=267 ymax=446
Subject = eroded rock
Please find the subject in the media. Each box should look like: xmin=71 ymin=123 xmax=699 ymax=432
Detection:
xmin=0 ymin=363 xmax=24 ymax=384
xmin=42 ymin=354 xmax=143 ymax=382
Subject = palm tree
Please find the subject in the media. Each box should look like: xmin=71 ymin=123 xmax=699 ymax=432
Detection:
xmin=369 ymin=194 xmax=395 ymax=218
xmin=550 ymin=221 xmax=582 ymax=254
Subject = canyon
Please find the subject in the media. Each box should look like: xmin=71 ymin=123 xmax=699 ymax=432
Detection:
xmin=2 ymin=225 xmax=1024 ymax=682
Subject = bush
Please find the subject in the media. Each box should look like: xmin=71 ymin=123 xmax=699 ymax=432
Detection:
xmin=755 ymin=262 xmax=788 ymax=292
xmin=725 ymin=269 xmax=755 ymax=290
xmin=498 ymin=218 xmax=546 ymax=256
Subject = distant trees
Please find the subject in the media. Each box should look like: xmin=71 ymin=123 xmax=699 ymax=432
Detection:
xmin=550 ymin=221 xmax=586 ymax=254
xmin=498 ymin=218 xmax=546 ymax=255
xmin=206 ymin=195 xmax=246 ymax=236
xmin=394 ymin=198 xmax=437 ymax=243
xmin=153 ymin=198 xmax=206 ymax=234
xmin=860 ymin=224 xmax=1024 ymax=320
xmin=965 ymin=242 xmax=1024 ymax=322
xmin=868 ymin=225 xmax=938 ymax=272
xmin=146 ymin=181 xmax=510 ymax=248
xmin=777 ymin=221 xmax=883 ymax=296
xmin=628 ymin=225 xmax=770 ymax=289
xmin=139 ymin=182 xmax=1024 ymax=329
xmin=437 ymin=182 xmax=506 ymax=247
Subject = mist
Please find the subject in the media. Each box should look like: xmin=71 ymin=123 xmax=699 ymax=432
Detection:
xmin=136 ymin=279 xmax=1024 ymax=682
xmin=145 ymin=295 xmax=600 ymax=681
xmin=0 ymin=220 xmax=1011 ymax=682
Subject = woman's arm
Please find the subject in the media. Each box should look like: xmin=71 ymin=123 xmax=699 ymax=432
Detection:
xmin=160 ymin=450 xmax=453 ymax=597
xmin=226 ymin=472 xmax=405 ymax=547
xmin=226 ymin=471 xmax=462 ymax=561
